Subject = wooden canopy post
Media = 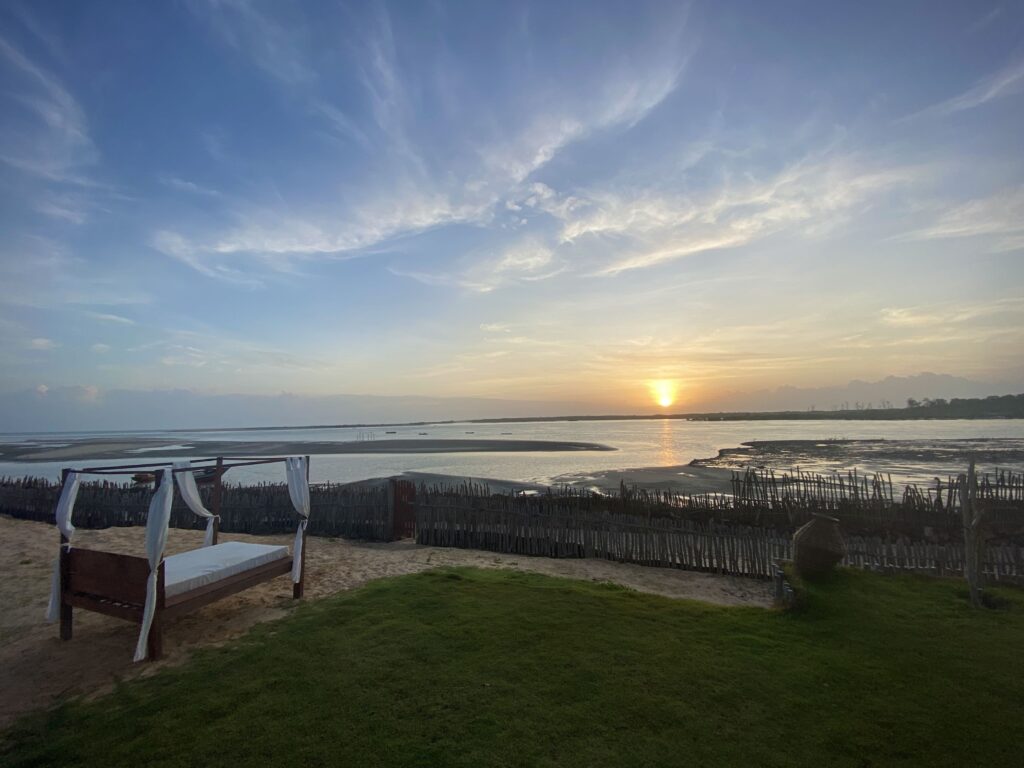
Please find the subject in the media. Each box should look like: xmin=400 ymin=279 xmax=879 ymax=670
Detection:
xmin=58 ymin=467 xmax=73 ymax=641
xmin=293 ymin=456 xmax=310 ymax=599
xmin=211 ymin=456 xmax=223 ymax=545
xmin=147 ymin=560 xmax=166 ymax=661
xmin=146 ymin=468 xmax=167 ymax=661
xmin=960 ymin=461 xmax=987 ymax=608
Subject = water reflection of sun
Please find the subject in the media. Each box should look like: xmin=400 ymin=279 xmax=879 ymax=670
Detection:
xmin=649 ymin=380 xmax=677 ymax=409
xmin=659 ymin=418 xmax=675 ymax=465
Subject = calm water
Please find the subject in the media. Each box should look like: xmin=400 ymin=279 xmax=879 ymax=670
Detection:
xmin=2 ymin=419 xmax=1023 ymax=486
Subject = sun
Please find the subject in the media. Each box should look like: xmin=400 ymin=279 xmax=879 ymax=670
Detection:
xmin=648 ymin=380 xmax=677 ymax=409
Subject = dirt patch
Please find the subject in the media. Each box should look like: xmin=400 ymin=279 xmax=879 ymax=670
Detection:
xmin=0 ymin=515 xmax=771 ymax=729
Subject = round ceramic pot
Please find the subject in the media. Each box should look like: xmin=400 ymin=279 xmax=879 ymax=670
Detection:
xmin=792 ymin=513 xmax=846 ymax=579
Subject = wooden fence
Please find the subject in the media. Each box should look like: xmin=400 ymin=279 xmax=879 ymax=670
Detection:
xmin=843 ymin=535 xmax=1023 ymax=582
xmin=416 ymin=501 xmax=790 ymax=578
xmin=0 ymin=477 xmax=391 ymax=540
xmin=415 ymin=486 xmax=1024 ymax=582
xmin=3 ymin=470 xmax=1023 ymax=582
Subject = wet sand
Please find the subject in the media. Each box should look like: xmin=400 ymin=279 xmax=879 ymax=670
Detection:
xmin=1 ymin=437 xmax=614 ymax=462
xmin=0 ymin=515 xmax=771 ymax=728
xmin=554 ymin=464 xmax=735 ymax=494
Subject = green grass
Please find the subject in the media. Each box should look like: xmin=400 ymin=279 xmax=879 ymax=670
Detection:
xmin=3 ymin=568 xmax=1023 ymax=768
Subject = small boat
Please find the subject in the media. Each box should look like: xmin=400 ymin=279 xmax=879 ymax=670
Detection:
xmin=385 ymin=431 xmax=397 ymax=434
xmin=192 ymin=468 xmax=220 ymax=484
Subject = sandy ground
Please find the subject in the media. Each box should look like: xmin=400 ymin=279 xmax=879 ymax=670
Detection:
xmin=0 ymin=515 xmax=771 ymax=729
xmin=554 ymin=464 xmax=735 ymax=494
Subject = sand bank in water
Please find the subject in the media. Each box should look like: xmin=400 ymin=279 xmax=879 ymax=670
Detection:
xmin=2 ymin=437 xmax=613 ymax=462
xmin=554 ymin=464 xmax=735 ymax=494
xmin=0 ymin=515 xmax=771 ymax=728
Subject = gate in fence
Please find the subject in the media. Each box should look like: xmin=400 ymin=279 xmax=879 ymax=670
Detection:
xmin=391 ymin=479 xmax=416 ymax=539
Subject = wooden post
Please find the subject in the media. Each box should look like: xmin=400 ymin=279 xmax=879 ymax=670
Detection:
xmin=293 ymin=456 xmax=310 ymax=599
xmin=147 ymin=469 xmax=166 ymax=660
xmin=211 ymin=456 xmax=223 ymax=545
xmin=58 ymin=467 xmax=73 ymax=641
xmin=960 ymin=461 xmax=985 ymax=608
xmin=147 ymin=560 xmax=165 ymax=661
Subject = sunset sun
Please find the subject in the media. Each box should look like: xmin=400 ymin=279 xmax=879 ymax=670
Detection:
xmin=649 ymin=380 xmax=677 ymax=409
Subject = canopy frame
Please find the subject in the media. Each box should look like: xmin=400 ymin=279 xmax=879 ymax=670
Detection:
xmin=52 ymin=455 xmax=311 ymax=660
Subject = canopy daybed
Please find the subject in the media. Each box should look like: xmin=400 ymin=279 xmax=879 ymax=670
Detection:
xmin=45 ymin=456 xmax=312 ymax=661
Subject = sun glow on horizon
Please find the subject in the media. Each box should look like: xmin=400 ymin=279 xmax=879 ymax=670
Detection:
xmin=648 ymin=380 xmax=678 ymax=409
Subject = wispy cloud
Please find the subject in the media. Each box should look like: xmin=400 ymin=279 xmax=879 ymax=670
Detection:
xmin=0 ymin=238 xmax=152 ymax=310
xmin=33 ymin=192 xmax=89 ymax=223
xmin=391 ymin=238 xmax=565 ymax=293
xmin=902 ymin=56 xmax=1024 ymax=120
xmin=28 ymin=337 xmax=58 ymax=350
xmin=481 ymin=66 xmax=683 ymax=186
xmin=159 ymin=175 xmax=222 ymax=197
xmin=146 ymin=329 xmax=329 ymax=377
xmin=895 ymin=187 xmax=1024 ymax=249
xmin=880 ymin=298 xmax=1024 ymax=328
xmin=167 ymin=0 xmax=692 ymax=284
xmin=189 ymin=0 xmax=374 ymax=149
xmin=0 ymin=34 xmax=96 ymax=183
xmin=536 ymin=159 xmax=919 ymax=275
xmin=151 ymin=230 xmax=264 ymax=286
xmin=189 ymin=0 xmax=315 ymax=85
xmin=85 ymin=311 xmax=136 ymax=325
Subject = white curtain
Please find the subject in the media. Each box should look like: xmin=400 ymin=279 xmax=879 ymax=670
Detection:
xmin=45 ymin=472 xmax=82 ymax=622
xmin=173 ymin=461 xmax=218 ymax=546
xmin=134 ymin=469 xmax=175 ymax=662
xmin=285 ymin=457 xmax=310 ymax=583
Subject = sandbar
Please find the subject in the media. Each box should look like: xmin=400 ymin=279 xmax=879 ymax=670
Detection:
xmin=0 ymin=437 xmax=614 ymax=462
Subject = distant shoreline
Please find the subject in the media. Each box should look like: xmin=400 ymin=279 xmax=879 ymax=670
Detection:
xmin=2 ymin=406 xmax=1021 ymax=437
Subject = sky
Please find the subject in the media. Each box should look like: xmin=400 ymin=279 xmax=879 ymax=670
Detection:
xmin=1 ymin=0 xmax=1023 ymax=427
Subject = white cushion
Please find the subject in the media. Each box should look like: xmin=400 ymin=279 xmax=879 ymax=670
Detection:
xmin=164 ymin=542 xmax=289 ymax=598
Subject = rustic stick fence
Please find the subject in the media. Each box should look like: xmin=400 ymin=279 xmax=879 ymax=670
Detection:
xmin=3 ymin=467 xmax=1023 ymax=582
xmin=415 ymin=499 xmax=791 ymax=578
xmin=0 ymin=476 xmax=391 ymax=540
xmin=414 ymin=486 xmax=1024 ymax=582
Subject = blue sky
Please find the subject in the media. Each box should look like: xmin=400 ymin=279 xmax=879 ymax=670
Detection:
xmin=1 ymin=0 xmax=1022 ymax=420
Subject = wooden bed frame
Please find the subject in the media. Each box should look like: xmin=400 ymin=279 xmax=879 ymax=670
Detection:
xmin=56 ymin=457 xmax=309 ymax=660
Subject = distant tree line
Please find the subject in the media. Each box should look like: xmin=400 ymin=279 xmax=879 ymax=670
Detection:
xmin=901 ymin=393 xmax=1024 ymax=418
xmin=687 ymin=393 xmax=1024 ymax=421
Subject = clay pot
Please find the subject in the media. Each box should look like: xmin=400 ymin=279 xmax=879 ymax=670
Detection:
xmin=793 ymin=514 xmax=846 ymax=579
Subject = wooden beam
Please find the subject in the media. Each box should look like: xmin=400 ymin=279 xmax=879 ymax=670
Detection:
xmin=65 ymin=593 xmax=144 ymax=622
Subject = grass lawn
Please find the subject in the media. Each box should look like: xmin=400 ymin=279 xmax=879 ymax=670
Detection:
xmin=3 ymin=567 xmax=1023 ymax=767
